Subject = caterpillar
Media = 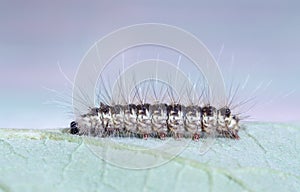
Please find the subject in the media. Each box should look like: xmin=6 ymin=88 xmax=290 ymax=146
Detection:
xmin=69 ymin=102 xmax=240 ymax=140
xmin=66 ymin=24 xmax=248 ymax=143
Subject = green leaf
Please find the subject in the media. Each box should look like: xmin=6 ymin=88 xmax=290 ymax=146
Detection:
xmin=0 ymin=122 xmax=299 ymax=192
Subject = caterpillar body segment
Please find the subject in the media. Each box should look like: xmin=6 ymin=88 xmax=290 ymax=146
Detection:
xmin=150 ymin=103 xmax=169 ymax=140
xmin=227 ymin=115 xmax=240 ymax=139
xmin=167 ymin=104 xmax=185 ymax=139
xmin=201 ymin=105 xmax=218 ymax=135
xmin=184 ymin=105 xmax=202 ymax=141
xmin=124 ymin=104 xmax=138 ymax=136
xmin=217 ymin=107 xmax=240 ymax=139
xmin=136 ymin=103 xmax=152 ymax=139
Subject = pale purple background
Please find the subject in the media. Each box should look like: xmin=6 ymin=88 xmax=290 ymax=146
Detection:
xmin=0 ymin=0 xmax=299 ymax=128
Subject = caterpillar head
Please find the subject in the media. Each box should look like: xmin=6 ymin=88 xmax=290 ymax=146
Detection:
xmin=70 ymin=121 xmax=79 ymax=134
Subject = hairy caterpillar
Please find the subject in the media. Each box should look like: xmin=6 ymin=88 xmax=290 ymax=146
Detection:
xmin=66 ymin=24 xmax=248 ymax=144
xmin=47 ymin=23 xmax=272 ymax=169
xmin=69 ymin=102 xmax=240 ymax=140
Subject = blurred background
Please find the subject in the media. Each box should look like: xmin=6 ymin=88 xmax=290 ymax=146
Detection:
xmin=0 ymin=0 xmax=299 ymax=128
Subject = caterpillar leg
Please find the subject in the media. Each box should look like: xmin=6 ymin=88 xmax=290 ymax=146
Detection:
xmin=158 ymin=132 xmax=166 ymax=140
xmin=192 ymin=133 xmax=200 ymax=141
xmin=143 ymin=134 xmax=149 ymax=140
